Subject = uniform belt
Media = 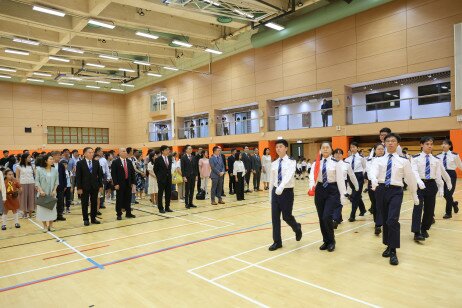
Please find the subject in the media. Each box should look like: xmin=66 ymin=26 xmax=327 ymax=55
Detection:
xmin=378 ymin=183 xmax=402 ymax=189
xmin=317 ymin=182 xmax=337 ymax=185
xmin=272 ymin=186 xmax=293 ymax=191
xmin=421 ymin=179 xmax=435 ymax=183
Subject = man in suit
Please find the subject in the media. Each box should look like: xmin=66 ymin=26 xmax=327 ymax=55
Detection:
xmin=227 ymin=148 xmax=237 ymax=195
xmin=195 ymin=147 xmax=203 ymax=191
xmin=111 ymin=148 xmax=136 ymax=220
xmin=219 ymin=146 xmax=227 ymax=197
xmin=241 ymin=146 xmax=252 ymax=193
xmin=210 ymin=146 xmax=226 ymax=205
xmin=251 ymin=148 xmax=262 ymax=191
xmin=76 ymin=147 xmax=104 ymax=226
xmin=56 ymin=157 xmax=68 ymax=221
xmin=181 ymin=145 xmax=197 ymax=209
xmin=154 ymin=145 xmax=173 ymax=213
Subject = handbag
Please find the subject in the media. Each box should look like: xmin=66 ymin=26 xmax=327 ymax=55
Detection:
xmin=36 ymin=195 xmax=57 ymax=210
xmin=172 ymin=171 xmax=183 ymax=185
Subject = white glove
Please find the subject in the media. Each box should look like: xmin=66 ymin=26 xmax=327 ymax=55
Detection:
xmin=371 ymin=181 xmax=378 ymax=191
xmin=418 ymin=182 xmax=426 ymax=190
xmin=275 ymin=186 xmax=283 ymax=195
xmin=438 ymin=190 xmax=444 ymax=198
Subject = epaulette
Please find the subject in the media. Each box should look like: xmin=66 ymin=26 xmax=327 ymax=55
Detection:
xmin=331 ymin=158 xmax=338 ymax=162
xmin=289 ymin=156 xmax=295 ymax=161
xmin=367 ymin=158 xmax=372 ymax=161
xmin=343 ymin=160 xmax=350 ymax=163
xmin=359 ymin=154 xmax=364 ymax=157
xmin=412 ymin=154 xmax=420 ymax=158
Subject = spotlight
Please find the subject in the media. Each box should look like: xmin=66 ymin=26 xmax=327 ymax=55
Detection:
xmin=137 ymin=8 xmax=145 ymax=16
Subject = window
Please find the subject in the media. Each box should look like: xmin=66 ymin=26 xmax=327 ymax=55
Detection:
xmin=150 ymin=91 xmax=168 ymax=112
xmin=47 ymin=126 xmax=109 ymax=144
xmin=418 ymin=82 xmax=451 ymax=105
xmin=366 ymin=90 xmax=400 ymax=111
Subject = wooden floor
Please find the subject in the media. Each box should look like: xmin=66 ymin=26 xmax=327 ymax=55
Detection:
xmin=1 ymin=179 xmax=461 ymax=307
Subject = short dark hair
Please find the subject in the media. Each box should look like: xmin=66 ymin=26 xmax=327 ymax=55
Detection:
xmin=62 ymin=148 xmax=69 ymax=154
xmin=420 ymin=136 xmax=434 ymax=144
xmin=350 ymin=141 xmax=359 ymax=148
xmin=160 ymin=145 xmax=169 ymax=152
xmin=95 ymin=147 xmax=102 ymax=153
xmin=384 ymin=133 xmax=401 ymax=143
xmin=231 ymin=148 xmax=236 ymax=153
xmin=275 ymin=139 xmax=288 ymax=147
xmin=320 ymin=141 xmax=332 ymax=149
xmin=40 ymin=154 xmax=53 ymax=168
xmin=212 ymin=146 xmax=219 ymax=153
xmin=380 ymin=127 xmax=392 ymax=134
xmin=263 ymin=148 xmax=270 ymax=155
xmin=3 ymin=150 xmax=9 ymax=154
xmin=185 ymin=144 xmax=192 ymax=150
xmin=23 ymin=149 xmax=29 ymax=153
xmin=71 ymin=149 xmax=78 ymax=154
xmin=126 ymin=147 xmax=132 ymax=154
xmin=443 ymin=138 xmax=453 ymax=151
xmin=374 ymin=142 xmax=385 ymax=150
xmin=333 ymin=148 xmax=344 ymax=155
xmin=20 ymin=153 xmax=30 ymax=167
xmin=83 ymin=147 xmax=92 ymax=154
xmin=50 ymin=151 xmax=60 ymax=156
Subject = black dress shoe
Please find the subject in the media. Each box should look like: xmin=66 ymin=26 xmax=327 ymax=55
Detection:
xmin=100 ymin=205 xmax=106 ymax=209
xmin=327 ymin=243 xmax=335 ymax=252
xmin=134 ymin=201 xmax=139 ymax=204
xmin=185 ymin=205 xmax=191 ymax=209
xmin=268 ymin=242 xmax=282 ymax=251
xmin=443 ymin=213 xmax=452 ymax=219
xmin=454 ymin=201 xmax=459 ymax=213
xmin=390 ymin=252 xmax=399 ymax=266
xmin=126 ymin=214 xmax=136 ymax=218
xmin=116 ymin=216 xmax=122 ymax=220
xmin=97 ymin=211 xmax=102 ymax=216
xmin=56 ymin=216 xmax=66 ymax=221
xmin=414 ymin=233 xmax=425 ymax=242
xmin=333 ymin=221 xmax=339 ymax=229
xmin=189 ymin=204 xmax=197 ymax=208
xmin=84 ymin=221 xmax=90 ymax=226
xmin=374 ymin=226 xmax=382 ymax=235
xmin=295 ymin=223 xmax=302 ymax=241
xmin=229 ymin=192 xmax=235 ymax=195
xmin=348 ymin=217 xmax=356 ymax=222
xmin=165 ymin=208 xmax=173 ymax=213
xmin=382 ymin=247 xmax=391 ymax=258
xmin=421 ymin=230 xmax=429 ymax=238
xmin=91 ymin=219 xmax=101 ymax=224
xmin=319 ymin=243 xmax=328 ymax=250
xmin=221 ymin=194 xmax=226 ymax=197
xmin=159 ymin=209 xmax=166 ymax=214
xmin=359 ymin=211 xmax=366 ymax=216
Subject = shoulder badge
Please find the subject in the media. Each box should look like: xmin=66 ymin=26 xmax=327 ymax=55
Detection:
xmin=412 ymin=154 xmax=420 ymax=158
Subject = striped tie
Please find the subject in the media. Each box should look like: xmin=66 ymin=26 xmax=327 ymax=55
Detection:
xmin=351 ymin=155 xmax=355 ymax=171
xmin=385 ymin=154 xmax=393 ymax=186
xmin=425 ymin=154 xmax=431 ymax=179
xmin=322 ymin=159 xmax=328 ymax=188
xmin=277 ymin=159 xmax=282 ymax=186
xmin=443 ymin=153 xmax=447 ymax=169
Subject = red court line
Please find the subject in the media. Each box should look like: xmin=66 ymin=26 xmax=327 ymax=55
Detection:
xmin=43 ymin=245 xmax=110 ymax=260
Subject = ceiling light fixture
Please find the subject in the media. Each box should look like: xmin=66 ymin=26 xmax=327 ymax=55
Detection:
xmin=0 ymin=67 xmax=16 ymax=72
xmin=58 ymin=82 xmax=74 ymax=86
xmin=265 ymin=22 xmax=284 ymax=31
xmin=163 ymin=66 xmax=179 ymax=71
xmin=62 ymin=47 xmax=84 ymax=54
xmin=86 ymin=85 xmax=100 ymax=89
xmin=86 ymin=63 xmax=105 ymax=68
xmin=172 ymin=40 xmax=192 ymax=48
xmin=133 ymin=60 xmax=151 ymax=66
xmin=147 ymin=73 xmax=162 ymax=77
xmin=27 ymin=78 xmax=44 ymax=83
xmin=67 ymin=77 xmax=82 ymax=81
xmin=135 ymin=31 xmax=159 ymax=40
xmin=13 ymin=37 xmax=40 ymax=46
xmin=233 ymin=9 xmax=254 ymax=19
xmin=204 ymin=0 xmax=220 ymax=6
xmin=32 ymin=5 xmax=65 ymax=17
xmin=119 ymin=68 xmax=135 ymax=73
xmin=95 ymin=80 xmax=110 ymax=84
xmin=33 ymin=72 xmax=52 ymax=77
xmin=205 ymin=48 xmax=222 ymax=55
xmin=0 ymin=74 xmax=12 ymax=79
xmin=88 ymin=19 xmax=115 ymax=29
xmin=5 ymin=48 xmax=29 ymax=56
xmin=99 ymin=54 xmax=119 ymax=60
xmin=49 ymin=56 xmax=70 ymax=62
xmin=111 ymin=88 xmax=124 ymax=92
xmin=120 ymin=84 xmax=135 ymax=87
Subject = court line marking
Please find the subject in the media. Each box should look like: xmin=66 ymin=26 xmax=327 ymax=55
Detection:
xmin=27 ymin=219 xmax=104 ymax=269
xmin=232 ymin=257 xmax=380 ymax=308
xmin=43 ymin=245 xmax=110 ymax=260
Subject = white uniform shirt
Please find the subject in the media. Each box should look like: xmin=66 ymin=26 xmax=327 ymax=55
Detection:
xmin=339 ymin=160 xmax=359 ymax=191
xmin=369 ymin=153 xmax=418 ymax=204
xmin=436 ymin=151 xmax=462 ymax=171
xmin=369 ymin=144 xmax=403 ymax=158
xmin=99 ymin=156 xmax=111 ymax=180
xmin=344 ymin=153 xmax=366 ymax=173
xmin=308 ymin=156 xmax=347 ymax=197
xmin=233 ymin=161 xmax=246 ymax=176
xmin=269 ymin=155 xmax=296 ymax=199
xmin=411 ymin=152 xmax=452 ymax=194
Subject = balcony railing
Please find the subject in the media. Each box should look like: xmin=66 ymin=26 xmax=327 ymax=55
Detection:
xmin=215 ymin=118 xmax=260 ymax=136
xmin=346 ymin=94 xmax=451 ymax=125
xmin=268 ymin=108 xmax=332 ymax=131
xmin=178 ymin=126 xmax=209 ymax=139
xmin=149 ymin=129 xmax=172 ymax=142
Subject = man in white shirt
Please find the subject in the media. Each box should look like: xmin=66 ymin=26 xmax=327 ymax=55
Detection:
xmin=369 ymin=133 xmax=418 ymax=266
xmin=96 ymin=147 xmax=111 ymax=209
xmin=68 ymin=150 xmax=81 ymax=205
xmin=344 ymin=141 xmax=367 ymax=221
xmin=268 ymin=139 xmax=302 ymax=251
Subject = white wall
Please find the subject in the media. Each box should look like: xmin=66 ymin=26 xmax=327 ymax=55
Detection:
xmin=350 ymin=79 xmax=451 ymax=124
xmin=274 ymin=99 xmax=331 ymax=130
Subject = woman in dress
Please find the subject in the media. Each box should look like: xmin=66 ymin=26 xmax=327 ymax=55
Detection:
xmin=16 ymin=153 xmax=36 ymax=218
xmin=171 ymin=152 xmax=184 ymax=200
xmin=134 ymin=153 xmax=146 ymax=200
xmin=35 ymin=154 xmax=58 ymax=232
xmin=261 ymin=148 xmax=272 ymax=190
xmin=198 ymin=150 xmax=211 ymax=199
xmin=233 ymin=152 xmax=246 ymax=201
xmin=147 ymin=151 xmax=159 ymax=206
xmin=2 ymin=169 xmax=21 ymax=230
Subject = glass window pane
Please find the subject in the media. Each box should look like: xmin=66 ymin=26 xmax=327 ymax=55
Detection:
xmin=70 ymin=127 xmax=78 ymax=134
xmin=89 ymin=128 xmax=95 ymax=134
xmin=70 ymin=135 xmax=78 ymax=143
xmin=55 ymin=135 xmax=63 ymax=143
xmin=63 ymin=135 xmax=70 ymax=143
xmin=82 ymin=135 xmax=89 ymax=143
xmin=96 ymin=135 xmax=103 ymax=143
xmin=103 ymin=128 xmax=108 ymax=136
xmin=47 ymin=126 xmax=54 ymax=134
xmin=102 ymin=136 xmax=109 ymax=143
xmin=82 ymin=127 xmax=88 ymax=134
xmin=89 ymin=135 xmax=95 ymax=143
xmin=63 ymin=127 xmax=69 ymax=134
xmin=95 ymin=128 xmax=102 ymax=136
xmin=47 ymin=135 xmax=55 ymax=143
xmin=55 ymin=127 xmax=62 ymax=134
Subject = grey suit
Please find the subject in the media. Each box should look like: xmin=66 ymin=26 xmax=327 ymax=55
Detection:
xmin=209 ymin=155 xmax=225 ymax=202
xmin=251 ymin=154 xmax=262 ymax=190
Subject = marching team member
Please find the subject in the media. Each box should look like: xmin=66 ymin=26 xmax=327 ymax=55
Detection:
xmin=369 ymin=133 xmax=419 ymax=266
xmin=436 ymin=139 xmax=462 ymax=219
xmin=309 ymin=142 xmax=347 ymax=252
xmin=411 ymin=136 xmax=452 ymax=242
xmin=332 ymin=148 xmax=358 ymax=229
xmin=366 ymin=143 xmax=385 ymax=235
xmin=345 ymin=142 xmax=367 ymax=221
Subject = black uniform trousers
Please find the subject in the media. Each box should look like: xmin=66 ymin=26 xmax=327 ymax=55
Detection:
xmin=444 ymin=170 xmax=457 ymax=215
xmin=376 ymin=184 xmax=403 ymax=249
xmin=196 ymin=177 xmax=201 ymax=192
xmin=271 ymin=187 xmax=299 ymax=244
xmin=333 ymin=180 xmax=348 ymax=223
xmin=367 ymin=179 xmax=382 ymax=227
xmin=115 ymin=180 xmax=132 ymax=217
xmin=158 ymin=180 xmax=172 ymax=211
xmin=412 ymin=179 xmax=437 ymax=233
xmin=253 ymin=170 xmax=261 ymax=190
xmin=229 ymin=172 xmax=236 ymax=194
xmin=236 ymin=172 xmax=245 ymax=200
xmin=315 ymin=183 xmax=339 ymax=244
xmin=81 ymin=188 xmax=98 ymax=222
xmin=244 ymin=171 xmax=251 ymax=190
xmin=184 ymin=175 xmax=195 ymax=206
xmin=350 ymin=172 xmax=366 ymax=219
xmin=57 ymin=186 xmax=65 ymax=217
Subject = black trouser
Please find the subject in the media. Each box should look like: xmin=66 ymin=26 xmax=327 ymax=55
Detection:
xmin=81 ymin=188 xmax=98 ymax=222
xmin=322 ymin=112 xmax=328 ymax=127
xmin=412 ymin=180 xmax=437 ymax=233
xmin=57 ymin=186 xmax=65 ymax=217
xmin=444 ymin=170 xmax=457 ymax=215
xmin=368 ymin=180 xmax=381 ymax=227
xmin=350 ymin=172 xmax=366 ymax=219
xmin=221 ymin=173 xmax=225 ymax=196
xmin=253 ymin=169 xmax=261 ymax=190
xmin=271 ymin=187 xmax=299 ymax=244
xmin=197 ymin=176 xmax=201 ymax=192
xmin=376 ymin=184 xmax=403 ymax=249
xmin=158 ymin=180 xmax=172 ymax=211
xmin=244 ymin=171 xmax=251 ymax=190
xmin=184 ymin=175 xmax=195 ymax=206
xmin=236 ymin=172 xmax=245 ymax=200
xmin=116 ymin=180 xmax=132 ymax=217
xmin=333 ymin=180 xmax=348 ymax=223
xmin=315 ymin=183 xmax=339 ymax=244
xmin=228 ymin=172 xmax=236 ymax=193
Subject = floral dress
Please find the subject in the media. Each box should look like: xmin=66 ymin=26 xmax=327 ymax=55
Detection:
xmin=135 ymin=159 xmax=146 ymax=192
